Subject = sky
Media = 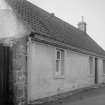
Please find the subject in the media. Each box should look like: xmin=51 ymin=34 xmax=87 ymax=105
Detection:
xmin=28 ymin=0 xmax=105 ymax=50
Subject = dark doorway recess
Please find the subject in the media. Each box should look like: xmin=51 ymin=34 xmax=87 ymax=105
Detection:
xmin=95 ymin=58 xmax=98 ymax=84
xmin=0 ymin=44 xmax=13 ymax=105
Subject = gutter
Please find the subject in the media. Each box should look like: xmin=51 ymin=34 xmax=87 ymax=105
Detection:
xmin=29 ymin=32 xmax=105 ymax=59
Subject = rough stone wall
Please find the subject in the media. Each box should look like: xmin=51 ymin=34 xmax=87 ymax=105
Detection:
xmin=12 ymin=37 xmax=27 ymax=105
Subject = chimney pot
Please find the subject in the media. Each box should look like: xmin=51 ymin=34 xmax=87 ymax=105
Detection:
xmin=78 ymin=16 xmax=87 ymax=33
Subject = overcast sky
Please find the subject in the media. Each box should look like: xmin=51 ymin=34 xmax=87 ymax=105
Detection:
xmin=28 ymin=0 xmax=105 ymax=50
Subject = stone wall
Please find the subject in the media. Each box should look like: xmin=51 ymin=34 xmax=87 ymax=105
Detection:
xmin=12 ymin=37 xmax=27 ymax=105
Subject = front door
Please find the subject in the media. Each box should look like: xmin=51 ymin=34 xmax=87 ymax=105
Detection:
xmin=0 ymin=45 xmax=13 ymax=105
xmin=95 ymin=58 xmax=98 ymax=84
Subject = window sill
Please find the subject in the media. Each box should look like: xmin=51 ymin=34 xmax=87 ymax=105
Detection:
xmin=54 ymin=75 xmax=65 ymax=79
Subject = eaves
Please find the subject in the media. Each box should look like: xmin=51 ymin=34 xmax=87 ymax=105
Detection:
xmin=29 ymin=32 xmax=105 ymax=59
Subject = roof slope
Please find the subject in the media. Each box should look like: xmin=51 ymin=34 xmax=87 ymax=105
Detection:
xmin=7 ymin=0 xmax=105 ymax=57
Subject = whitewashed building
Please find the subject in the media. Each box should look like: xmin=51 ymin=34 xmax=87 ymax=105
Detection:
xmin=0 ymin=0 xmax=105 ymax=105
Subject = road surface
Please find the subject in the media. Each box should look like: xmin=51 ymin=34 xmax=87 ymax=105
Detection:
xmin=41 ymin=86 xmax=105 ymax=105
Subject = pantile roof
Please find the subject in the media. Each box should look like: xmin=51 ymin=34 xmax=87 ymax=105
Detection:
xmin=6 ymin=0 xmax=105 ymax=57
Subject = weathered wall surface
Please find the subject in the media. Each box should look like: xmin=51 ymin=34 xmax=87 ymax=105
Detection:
xmin=0 ymin=1 xmax=30 ymax=104
xmin=27 ymin=42 xmax=58 ymax=102
xmin=12 ymin=38 xmax=27 ymax=105
xmin=27 ymin=41 xmax=94 ymax=102
xmin=63 ymin=50 xmax=92 ymax=91
xmin=97 ymin=58 xmax=104 ymax=83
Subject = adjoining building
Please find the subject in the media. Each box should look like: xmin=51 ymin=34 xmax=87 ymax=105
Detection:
xmin=0 ymin=0 xmax=105 ymax=105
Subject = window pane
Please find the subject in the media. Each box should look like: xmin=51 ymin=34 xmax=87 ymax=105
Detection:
xmin=56 ymin=49 xmax=64 ymax=77
xmin=61 ymin=60 xmax=64 ymax=75
xmin=57 ymin=51 xmax=60 ymax=59
xmin=61 ymin=50 xmax=64 ymax=60
xmin=56 ymin=60 xmax=60 ymax=72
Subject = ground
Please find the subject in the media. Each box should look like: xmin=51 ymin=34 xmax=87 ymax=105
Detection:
xmin=40 ymin=85 xmax=105 ymax=105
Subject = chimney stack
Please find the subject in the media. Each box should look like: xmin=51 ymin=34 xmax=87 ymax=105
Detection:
xmin=78 ymin=16 xmax=87 ymax=33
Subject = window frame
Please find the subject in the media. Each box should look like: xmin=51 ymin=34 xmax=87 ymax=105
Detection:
xmin=55 ymin=48 xmax=65 ymax=78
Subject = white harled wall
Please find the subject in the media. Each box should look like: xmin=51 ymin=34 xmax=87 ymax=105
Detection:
xmin=27 ymin=41 xmax=97 ymax=101
xmin=63 ymin=50 xmax=91 ymax=90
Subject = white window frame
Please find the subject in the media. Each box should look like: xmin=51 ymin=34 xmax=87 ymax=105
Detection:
xmin=55 ymin=48 xmax=64 ymax=78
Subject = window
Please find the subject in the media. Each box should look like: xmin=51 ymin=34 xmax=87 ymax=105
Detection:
xmin=89 ymin=56 xmax=93 ymax=74
xmin=103 ymin=60 xmax=105 ymax=74
xmin=56 ymin=49 xmax=64 ymax=77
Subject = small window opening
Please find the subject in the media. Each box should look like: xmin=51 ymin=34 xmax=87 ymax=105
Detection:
xmin=56 ymin=49 xmax=64 ymax=77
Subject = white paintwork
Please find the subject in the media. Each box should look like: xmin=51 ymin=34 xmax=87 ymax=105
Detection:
xmin=27 ymin=41 xmax=96 ymax=102
xmin=63 ymin=50 xmax=92 ymax=90
xmin=27 ymin=42 xmax=60 ymax=101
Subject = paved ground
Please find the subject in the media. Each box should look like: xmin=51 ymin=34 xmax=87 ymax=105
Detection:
xmin=41 ymin=86 xmax=105 ymax=105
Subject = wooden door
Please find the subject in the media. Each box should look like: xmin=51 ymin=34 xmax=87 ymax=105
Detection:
xmin=95 ymin=58 xmax=98 ymax=84
xmin=0 ymin=45 xmax=13 ymax=105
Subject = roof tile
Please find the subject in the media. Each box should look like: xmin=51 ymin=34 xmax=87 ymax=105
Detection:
xmin=7 ymin=0 xmax=105 ymax=57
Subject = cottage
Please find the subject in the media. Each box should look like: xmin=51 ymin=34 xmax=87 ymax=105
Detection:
xmin=0 ymin=0 xmax=105 ymax=105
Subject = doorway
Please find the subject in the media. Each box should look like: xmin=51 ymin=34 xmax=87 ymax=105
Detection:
xmin=95 ymin=58 xmax=98 ymax=84
xmin=0 ymin=44 xmax=13 ymax=105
